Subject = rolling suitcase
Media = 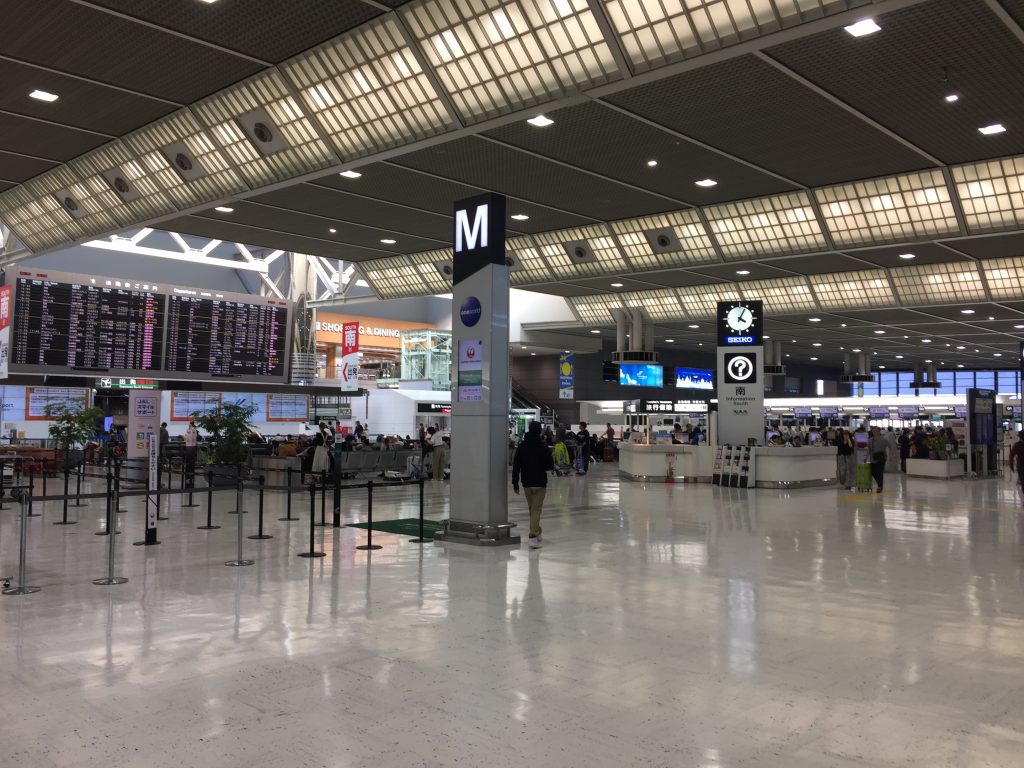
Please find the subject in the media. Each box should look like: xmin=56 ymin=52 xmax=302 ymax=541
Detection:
xmin=855 ymin=462 xmax=873 ymax=492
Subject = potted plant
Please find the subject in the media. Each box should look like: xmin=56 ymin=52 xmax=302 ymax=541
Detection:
xmin=46 ymin=402 xmax=104 ymax=474
xmin=192 ymin=401 xmax=259 ymax=484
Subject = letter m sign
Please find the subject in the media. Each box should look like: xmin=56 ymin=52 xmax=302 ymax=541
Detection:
xmin=451 ymin=193 xmax=506 ymax=284
xmin=455 ymin=204 xmax=488 ymax=254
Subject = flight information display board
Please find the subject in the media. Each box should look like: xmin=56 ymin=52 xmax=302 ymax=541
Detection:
xmin=12 ymin=270 xmax=164 ymax=374
xmin=164 ymin=291 xmax=289 ymax=380
xmin=24 ymin=386 xmax=90 ymax=420
xmin=170 ymin=391 xmax=221 ymax=421
xmin=267 ymin=394 xmax=309 ymax=422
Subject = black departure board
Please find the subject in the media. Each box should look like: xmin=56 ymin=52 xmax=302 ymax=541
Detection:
xmin=12 ymin=275 xmax=163 ymax=372
xmin=164 ymin=294 xmax=288 ymax=378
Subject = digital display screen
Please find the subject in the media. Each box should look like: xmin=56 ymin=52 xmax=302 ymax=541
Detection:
xmin=793 ymin=407 xmax=813 ymax=417
xmin=165 ymin=293 xmax=288 ymax=379
xmin=868 ymin=407 xmax=890 ymax=418
xmin=268 ymin=394 xmax=309 ymax=422
xmin=619 ymin=364 xmax=663 ymax=388
xmin=13 ymin=273 xmax=163 ymax=374
xmin=898 ymin=407 xmax=920 ymax=419
xmin=954 ymin=405 xmax=967 ymax=418
xmin=818 ymin=406 xmax=839 ymax=417
xmin=675 ymin=367 xmax=713 ymax=390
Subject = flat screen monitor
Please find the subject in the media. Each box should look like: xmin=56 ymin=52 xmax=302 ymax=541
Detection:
xmin=619 ymin=364 xmax=663 ymax=388
xmin=898 ymin=407 xmax=920 ymax=419
xmin=854 ymin=432 xmax=869 ymax=447
xmin=954 ymin=405 xmax=967 ymax=418
xmin=793 ymin=407 xmax=813 ymax=418
xmin=868 ymin=407 xmax=890 ymax=419
xmin=818 ymin=406 xmax=839 ymax=418
xmin=674 ymin=367 xmax=713 ymax=391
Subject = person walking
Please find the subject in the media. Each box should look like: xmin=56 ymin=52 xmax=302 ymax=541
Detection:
xmin=1009 ymin=431 xmax=1024 ymax=491
xmin=512 ymin=421 xmax=554 ymax=549
xmin=576 ymin=421 xmax=591 ymax=475
xmin=898 ymin=428 xmax=912 ymax=473
xmin=431 ymin=426 xmax=447 ymax=480
xmin=836 ymin=429 xmax=855 ymax=489
xmin=868 ymin=426 xmax=888 ymax=494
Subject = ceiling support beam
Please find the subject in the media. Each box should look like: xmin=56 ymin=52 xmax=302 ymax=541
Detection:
xmin=237 ymin=244 xmax=287 ymax=299
xmin=584 ymin=0 xmax=634 ymax=80
xmin=82 ymin=230 xmax=269 ymax=273
xmin=983 ymin=0 xmax=1024 ymax=46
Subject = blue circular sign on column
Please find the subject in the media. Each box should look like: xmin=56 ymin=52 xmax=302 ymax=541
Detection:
xmin=460 ymin=296 xmax=482 ymax=327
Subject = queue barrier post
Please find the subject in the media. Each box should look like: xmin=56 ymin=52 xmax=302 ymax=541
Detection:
xmin=198 ymin=469 xmax=220 ymax=530
xmin=315 ymin=471 xmax=328 ymax=527
xmin=248 ymin=475 xmax=271 ymax=540
xmin=71 ymin=460 xmax=86 ymax=507
xmin=225 ymin=476 xmax=254 ymax=567
xmin=93 ymin=467 xmax=127 ymax=585
xmin=279 ymin=467 xmax=296 ymax=521
xmin=297 ymin=481 xmax=325 ymax=558
xmin=182 ymin=459 xmax=199 ymax=508
xmin=409 ymin=477 xmax=429 ymax=543
xmin=55 ymin=454 xmax=75 ymax=525
xmin=356 ymin=480 xmax=382 ymax=551
xmin=332 ymin=467 xmax=342 ymax=528
xmin=25 ymin=466 xmax=39 ymax=517
xmin=3 ymin=488 xmax=41 ymax=595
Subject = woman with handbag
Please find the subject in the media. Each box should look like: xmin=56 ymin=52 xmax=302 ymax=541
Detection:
xmin=311 ymin=429 xmax=330 ymax=477
xmin=868 ymin=426 xmax=889 ymax=494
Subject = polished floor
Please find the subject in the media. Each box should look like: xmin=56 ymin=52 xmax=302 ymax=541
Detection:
xmin=2 ymin=463 xmax=1024 ymax=767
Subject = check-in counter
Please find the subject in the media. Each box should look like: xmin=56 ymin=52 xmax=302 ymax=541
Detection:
xmin=619 ymin=443 xmax=714 ymax=483
xmin=905 ymin=458 xmax=964 ymax=479
xmin=754 ymin=446 xmax=836 ymax=489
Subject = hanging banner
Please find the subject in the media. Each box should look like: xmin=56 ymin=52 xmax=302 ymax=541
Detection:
xmin=0 ymin=284 xmax=10 ymax=380
xmin=127 ymin=390 xmax=161 ymax=461
xmin=340 ymin=320 xmax=360 ymax=393
xmin=558 ymin=352 xmax=574 ymax=400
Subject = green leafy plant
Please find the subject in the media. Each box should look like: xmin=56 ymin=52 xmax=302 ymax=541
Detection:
xmin=192 ymin=400 xmax=258 ymax=466
xmin=46 ymin=402 xmax=104 ymax=452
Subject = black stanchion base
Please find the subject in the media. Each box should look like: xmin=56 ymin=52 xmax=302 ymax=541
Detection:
xmin=92 ymin=577 xmax=128 ymax=585
xmin=409 ymin=538 xmax=430 ymax=543
xmin=356 ymin=544 xmax=383 ymax=551
xmin=182 ymin=503 xmax=200 ymax=508
xmin=227 ymin=510 xmax=249 ymax=514
xmin=25 ymin=512 xmax=41 ymax=518
xmin=197 ymin=524 xmax=221 ymax=530
xmin=297 ymin=551 xmax=326 ymax=558
xmin=53 ymin=520 xmax=77 ymax=525
xmin=225 ymin=559 xmax=254 ymax=567
xmin=117 ymin=509 xmax=128 ymax=514
xmin=314 ymin=521 xmax=330 ymax=527
xmin=95 ymin=530 xmax=121 ymax=536
xmin=278 ymin=516 xmax=297 ymax=522
xmin=157 ymin=515 xmax=169 ymax=521
xmin=247 ymin=534 xmax=273 ymax=540
xmin=3 ymin=586 xmax=41 ymax=595
xmin=133 ymin=539 xmax=161 ymax=546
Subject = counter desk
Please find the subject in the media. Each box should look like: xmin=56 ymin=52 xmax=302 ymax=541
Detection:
xmin=618 ymin=443 xmax=714 ymax=483
xmin=753 ymin=446 xmax=837 ymax=489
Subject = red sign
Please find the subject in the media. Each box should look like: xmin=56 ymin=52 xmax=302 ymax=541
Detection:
xmin=341 ymin=321 xmax=359 ymax=357
xmin=340 ymin=321 xmax=359 ymax=389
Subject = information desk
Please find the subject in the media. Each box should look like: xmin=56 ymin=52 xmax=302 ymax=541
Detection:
xmin=619 ymin=443 xmax=714 ymax=483
xmin=905 ymin=458 xmax=965 ymax=479
xmin=754 ymin=447 xmax=836 ymax=489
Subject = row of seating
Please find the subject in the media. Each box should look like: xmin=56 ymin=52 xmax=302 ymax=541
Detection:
xmin=338 ymin=449 xmax=419 ymax=477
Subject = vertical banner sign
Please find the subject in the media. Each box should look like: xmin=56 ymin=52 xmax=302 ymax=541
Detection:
xmin=716 ymin=300 xmax=764 ymax=447
xmin=1019 ymin=341 xmax=1024 ymax=398
xmin=340 ymin=321 xmax=360 ymax=393
xmin=127 ymin=390 xmax=161 ymax=460
xmin=559 ymin=352 xmax=574 ymax=400
xmin=444 ymin=192 xmax=516 ymax=541
xmin=146 ymin=433 xmax=158 ymax=542
xmin=0 ymin=284 xmax=10 ymax=380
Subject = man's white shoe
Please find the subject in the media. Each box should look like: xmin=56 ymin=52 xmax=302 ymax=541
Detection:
xmin=528 ymin=537 xmax=541 ymax=549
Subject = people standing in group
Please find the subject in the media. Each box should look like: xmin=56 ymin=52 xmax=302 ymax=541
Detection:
xmin=1009 ymin=431 xmax=1024 ymax=491
xmin=512 ymin=421 xmax=554 ymax=549
xmin=576 ymin=422 xmax=591 ymax=475
xmin=868 ymin=426 xmax=888 ymax=493
xmin=431 ymin=425 xmax=447 ymax=480
xmin=897 ymin=428 xmax=912 ymax=473
xmin=836 ymin=429 xmax=855 ymax=489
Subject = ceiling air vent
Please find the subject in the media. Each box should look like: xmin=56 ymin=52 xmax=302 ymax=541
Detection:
xmin=160 ymin=142 xmax=206 ymax=182
xmin=563 ymin=239 xmax=597 ymax=265
xmin=101 ymin=168 xmax=140 ymax=203
xmin=644 ymin=228 xmax=681 ymax=254
xmin=504 ymin=253 xmax=524 ymax=273
xmin=435 ymin=260 xmax=454 ymax=281
xmin=52 ymin=189 xmax=88 ymax=219
xmin=235 ymin=107 xmax=290 ymax=156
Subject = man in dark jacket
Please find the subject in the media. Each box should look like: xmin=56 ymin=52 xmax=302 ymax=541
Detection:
xmin=512 ymin=421 xmax=554 ymax=549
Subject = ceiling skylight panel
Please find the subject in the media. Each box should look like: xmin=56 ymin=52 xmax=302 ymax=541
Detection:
xmin=703 ymin=192 xmax=825 ymax=259
xmin=0 ymin=182 xmax=86 ymax=252
xmin=507 ymin=236 xmax=554 ymax=284
xmin=952 ymin=156 xmax=1024 ymax=233
xmin=981 ymin=257 xmax=1024 ymax=300
xmin=361 ymin=255 xmax=423 ymax=299
xmin=568 ymin=294 xmax=625 ymax=325
xmin=890 ymin=263 xmax=984 ymax=305
xmin=811 ymin=269 xmax=893 ymax=309
xmin=610 ymin=211 xmax=716 ymax=270
xmin=815 ymin=170 xmax=959 ymax=247
xmin=402 ymin=0 xmax=619 ymax=124
xmin=122 ymin=110 xmax=246 ymax=210
xmin=193 ymin=72 xmax=335 ymax=188
xmin=409 ymin=249 xmax=456 ymax=294
xmin=285 ymin=17 xmax=456 ymax=159
xmin=68 ymin=142 xmax=178 ymax=226
xmin=677 ymin=285 xmax=741 ymax=319
xmin=740 ymin=277 xmax=817 ymax=313
xmin=622 ymin=288 xmax=684 ymax=321
xmin=533 ymin=225 xmax=628 ymax=279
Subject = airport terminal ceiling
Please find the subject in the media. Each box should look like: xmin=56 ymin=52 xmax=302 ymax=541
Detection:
xmin=6 ymin=0 xmax=1024 ymax=370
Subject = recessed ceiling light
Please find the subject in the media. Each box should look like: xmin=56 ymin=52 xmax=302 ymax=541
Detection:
xmin=647 ymin=159 xmax=658 ymax=168
xmin=845 ymin=18 xmax=881 ymax=37
xmin=198 ymin=0 xmax=220 ymax=4
xmin=590 ymin=329 xmax=600 ymax=334
xmin=810 ymin=357 xmax=818 ymax=361
xmin=510 ymin=214 xmax=530 ymax=221
xmin=1015 ymin=324 xmax=1024 ymax=329
xmin=339 ymin=170 xmax=362 ymax=179
xmin=530 ymin=352 xmax=537 ymax=356
xmin=874 ymin=329 xmax=885 ymax=334
xmin=329 ymin=228 xmax=337 ymax=234
xmin=380 ymin=238 xmax=397 ymax=244
xmin=214 ymin=206 xmax=233 ymax=213
xmin=994 ymin=353 xmax=1003 ymax=357
xmin=785 ymin=353 xmax=790 ymax=357
xmin=878 ymin=365 xmax=886 ymax=369
xmin=988 ymin=316 xmax=995 ymax=321
xmin=974 ymin=349 xmax=979 ymax=352
xmin=957 ymin=364 xmax=964 ymax=368
xmin=736 ymin=269 xmax=750 ymax=276
xmin=925 ymin=359 xmax=932 ymax=363
xmin=898 ymin=253 xmax=916 ymax=260
xmin=29 ymin=89 xmax=59 ymax=103
xmin=763 ymin=335 xmax=771 ymax=339
xmin=812 ymin=342 xmax=822 ymax=347
xmin=956 ymin=346 xmax=966 ymax=350
xmin=979 ymin=123 xmax=1006 ymax=135
xmin=809 ymin=317 xmax=822 ymax=322
xmin=521 ymin=346 xmax=527 ymax=349
xmin=960 ymin=309 xmax=975 ymax=314
xmin=852 ymin=348 xmax=862 ymax=353
xmin=895 ymin=355 xmax=904 ymax=359
xmin=922 ymin=338 xmax=932 ymax=343
xmin=665 ymin=339 xmax=674 ymax=343
xmin=695 ymin=178 xmax=718 ymax=188
xmin=688 ymin=324 xmax=699 ymax=329
xmin=945 ymin=93 xmax=960 ymax=104
xmin=527 ymin=115 xmax=554 ymax=127
xmin=840 ymin=323 xmax=847 ymax=327
xmin=945 ymin=343 xmax=951 ymax=347
xmin=610 ymin=282 xmax=623 ymax=288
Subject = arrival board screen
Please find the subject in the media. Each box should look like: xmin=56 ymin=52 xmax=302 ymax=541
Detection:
xmin=164 ymin=293 xmax=288 ymax=379
xmin=12 ymin=272 xmax=163 ymax=374
xmin=674 ymin=367 xmax=714 ymax=391
xmin=619 ymin=364 xmax=664 ymax=388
